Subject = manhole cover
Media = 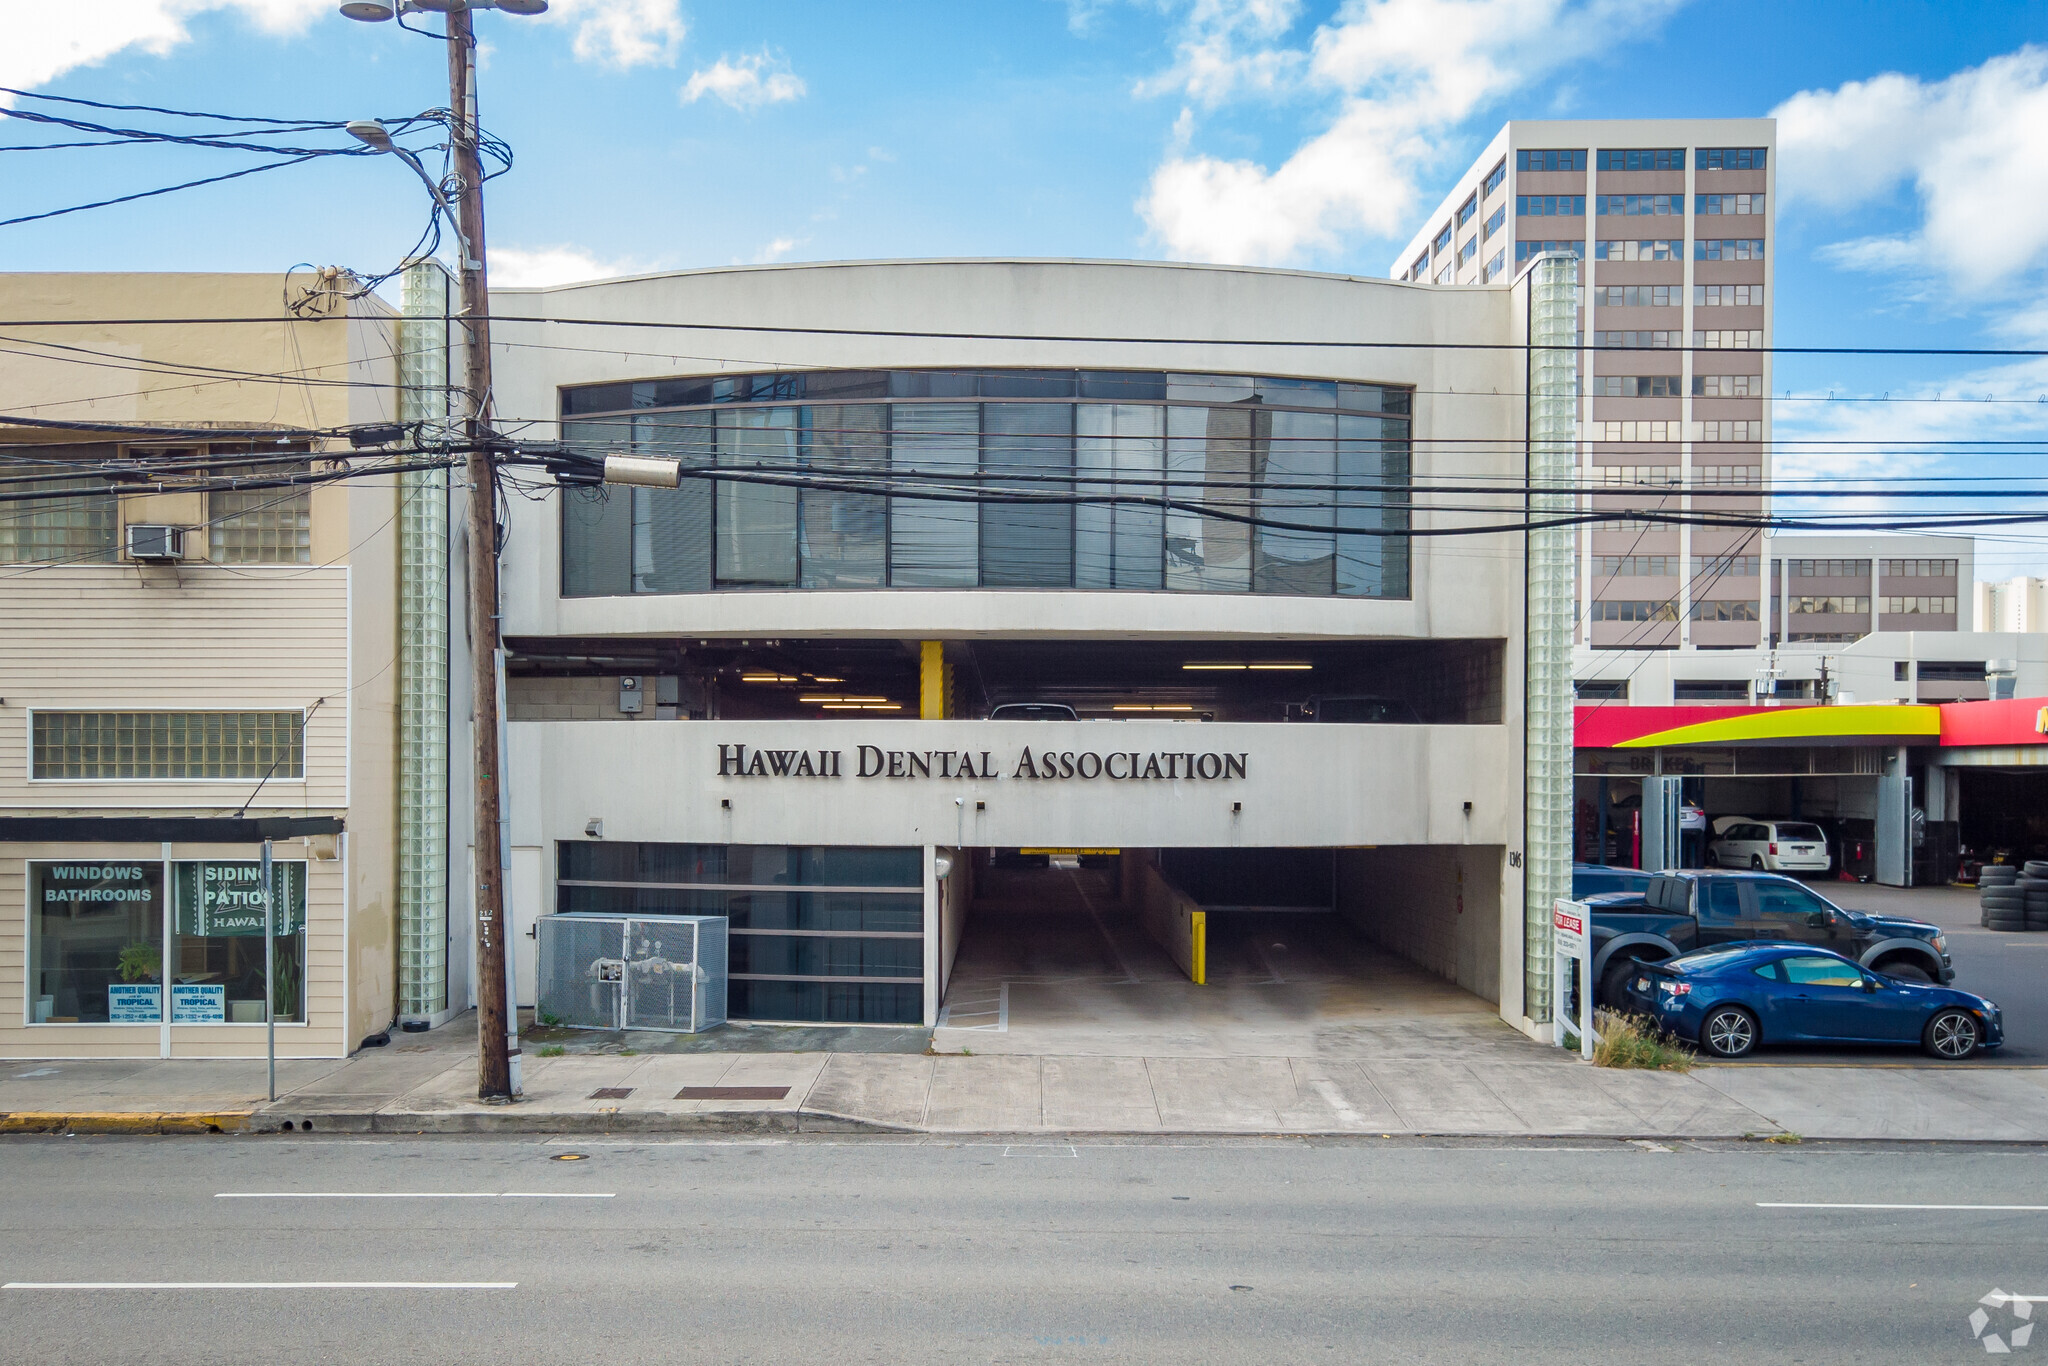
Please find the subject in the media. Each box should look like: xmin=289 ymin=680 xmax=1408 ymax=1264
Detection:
xmin=588 ymin=1087 xmax=634 ymax=1100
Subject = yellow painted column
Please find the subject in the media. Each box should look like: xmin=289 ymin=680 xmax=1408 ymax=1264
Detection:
xmin=919 ymin=640 xmax=949 ymax=719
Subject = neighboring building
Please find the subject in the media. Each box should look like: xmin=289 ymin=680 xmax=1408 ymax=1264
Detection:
xmin=0 ymin=271 xmax=447 ymax=1060
xmin=1394 ymin=118 xmax=1776 ymax=657
xmin=1976 ymin=576 xmax=2047 ymax=633
xmin=480 ymin=259 xmax=1563 ymax=1037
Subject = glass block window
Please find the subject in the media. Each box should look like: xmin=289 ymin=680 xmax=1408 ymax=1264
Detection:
xmin=0 ymin=472 xmax=117 ymax=564
xmin=210 ymin=477 xmax=312 ymax=564
xmin=32 ymin=711 xmax=304 ymax=780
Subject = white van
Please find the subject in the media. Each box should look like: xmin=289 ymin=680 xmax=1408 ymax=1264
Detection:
xmin=1708 ymin=818 xmax=1830 ymax=873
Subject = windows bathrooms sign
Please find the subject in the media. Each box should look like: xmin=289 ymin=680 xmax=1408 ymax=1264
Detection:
xmin=716 ymin=743 xmax=1248 ymax=783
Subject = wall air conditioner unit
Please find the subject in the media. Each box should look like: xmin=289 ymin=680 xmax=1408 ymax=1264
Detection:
xmin=124 ymin=524 xmax=186 ymax=562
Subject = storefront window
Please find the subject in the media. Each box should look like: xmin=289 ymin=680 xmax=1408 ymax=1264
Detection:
xmin=28 ymin=862 xmax=164 ymax=1023
xmin=172 ymin=860 xmax=307 ymax=1023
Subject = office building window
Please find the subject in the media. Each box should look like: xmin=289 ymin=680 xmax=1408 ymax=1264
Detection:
xmin=1789 ymin=559 xmax=1871 ymax=578
xmin=31 ymin=710 xmax=304 ymax=780
xmin=1409 ymin=253 xmax=1428 ymax=280
xmin=1482 ymin=204 xmax=1506 ymax=240
xmin=1593 ymin=239 xmax=1681 ymax=261
xmin=1574 ymin=679 xmax=1629 ymax=700
xmin=1698 ymin=147 xmax=1767 ymax=170
xmin=1515 ymin=239 xmax=1585 ymax=263
xmin=1592 ymin=331 xmax=1682 ymax=350
xmin=1697 ymin=193 xmax=1765 ymax=216
xmin=1592 ymin=285 xmax=1680 ymax=308
xmin=1696 ymin=238 xmax=1765 ymax=260
xmin=1593 ymin=555 xmax=1676 ymax=576
xmin=1516 ymin=195 xmax=1585 ymax=216
xmin=1693 ymin=465 xmax=1763 ymax=486
xmin=1593 ymin=422 xmax=1685 ymax=444
xmin=1433 ymin=222 xmax=1453 ymax=254
xmin=1695 ymin=284 xmax=1763 ymax=306
xmin=1458 ymin=236 xmax=1479 ymax=264
xmin=1590 ymin=375 xmax=1682 ymax=398
xmin=1882 ymin=596 xmax=1957 ymax=615
xmin=1694 ymin=330 xmax=1764 ymax=350
xmin=1516 ymin=149 xmax=1587 ymax=171
xmin=1590 ymin=464 xmax=1682 ymax=485
xmin=1456 ymin=192 xmax=1478 ymax=226
xmin=1589 ymin=599 xmax=1680 ymax=622
xmin=1482 ymin=248 xmax=1507 ymax=282
xmin=1594 ymin=194 xmax=1681 ymax=217
xmin=1482 ymin=158 xmax=1507 ymax=196
xmin=1597 ymin=149 xmax=1685 ymax=171
xmin=1881 ymin=558 xmax=1958 ymax=578
xmin=1693 ymin=555 xmax=1761 ymax=577
xmin=1692 ymin=374 xmax=1763 ymax=397
xmin=1791 ymin=595 xmax=1871 ymax=614
xmin=562 ymin=370 xmax=1411 ymax=600
xmin=1690 ymin=600 xmax=1758 ymax=621
xmin=1692 ymin=420 xmax=1765 ymax=441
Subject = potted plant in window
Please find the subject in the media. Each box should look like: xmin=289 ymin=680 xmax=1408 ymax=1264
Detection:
xmin=117 ymin=942 xmax=162 ymax=984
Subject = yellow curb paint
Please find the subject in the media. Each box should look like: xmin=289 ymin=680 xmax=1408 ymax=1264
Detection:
xmin=0 ymin=1112 xmax=251 ymax=1135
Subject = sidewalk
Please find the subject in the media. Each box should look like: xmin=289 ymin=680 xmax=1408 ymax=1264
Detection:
xmin=7 ymin=1015 xmax=2048 ymax=1141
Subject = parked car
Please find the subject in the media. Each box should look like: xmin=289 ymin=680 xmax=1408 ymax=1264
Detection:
xmin=989 ymin=702 xmax=1078 ymax=720
xmin=1582 ymin=869 xmax=1953 ymax=1008
xmin=1708 ymin=817 xmax=1830 ymax=874
xmin=1571 ymin=863 xmax=1652 ymax=899
xmin=1619 ymin=943 xmax=2001 ymax=1059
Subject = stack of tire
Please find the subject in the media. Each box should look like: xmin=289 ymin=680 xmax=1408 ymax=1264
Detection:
xmin=1979 ymin=862 xmax=2048 ymax=932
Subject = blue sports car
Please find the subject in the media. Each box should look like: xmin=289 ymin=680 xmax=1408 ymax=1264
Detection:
xmin=1620 ymin=943 xmax=2002 ymax=1060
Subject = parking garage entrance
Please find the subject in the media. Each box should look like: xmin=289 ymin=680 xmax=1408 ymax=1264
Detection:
xmin=933 ymin=846 xmax=1504 ymax=1055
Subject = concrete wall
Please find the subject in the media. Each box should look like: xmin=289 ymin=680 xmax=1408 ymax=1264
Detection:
xmin=507 ymin=720 xmax=1518 ymax=852
xmin=1333 ymin=846 xmax=1503 ymax=1005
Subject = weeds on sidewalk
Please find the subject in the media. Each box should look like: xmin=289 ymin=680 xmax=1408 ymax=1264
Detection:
xmin=1593 ymin=1010 xmax=1698 ymax=1071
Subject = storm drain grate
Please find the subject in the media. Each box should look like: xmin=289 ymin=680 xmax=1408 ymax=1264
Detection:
xmin=676 ymin=1086 xmax=790 ymax=1101
xmin=588 ymin=1087 xmax=635 ymax=1100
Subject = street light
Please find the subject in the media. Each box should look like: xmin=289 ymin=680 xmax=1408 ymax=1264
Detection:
xmin=339 ymin=0 xmax=543 ymax=1103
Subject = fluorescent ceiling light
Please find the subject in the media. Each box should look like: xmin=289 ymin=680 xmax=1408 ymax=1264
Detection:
xmin=1182 ymin=663 xmax=1244 ymax=670
xmin=1248 ymin=662 xmax=1313 ymax=670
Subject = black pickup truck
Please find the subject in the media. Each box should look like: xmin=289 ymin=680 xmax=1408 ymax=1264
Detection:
xmin=1586 ymin=870 xmax=1954 ymax=1007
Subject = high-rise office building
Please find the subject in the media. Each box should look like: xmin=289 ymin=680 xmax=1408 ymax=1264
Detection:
xmin=1394 ymin=119 xmax=1780 ymax=655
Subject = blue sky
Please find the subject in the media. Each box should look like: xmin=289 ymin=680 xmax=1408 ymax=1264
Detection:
xmin=9 ymin=0 xmax=2048 ymax=577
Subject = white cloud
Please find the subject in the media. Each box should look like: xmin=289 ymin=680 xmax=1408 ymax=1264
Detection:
xmin=0 ymin=0 xmax=681 ymax=97
xmin=489 ymin=244 xmax=654 ymax=288
xmin=681 ymin=49 xmax=806 ymax=111
xmin=2 ymin=0 xmax=327 ymax=93
xmin=540 ymin=0 xmax=685 ymax=70
xmin=1136 ymin=0 xmax=1685 ymax=266
xmin=1774 ymin=46 xmax=2048 ymax=296
xmin=751 ymin=237 xmax=799 ymax=264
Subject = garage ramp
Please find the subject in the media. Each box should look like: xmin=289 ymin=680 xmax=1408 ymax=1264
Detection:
xmin=934 ymin=853 xmax=1510 ymax=1059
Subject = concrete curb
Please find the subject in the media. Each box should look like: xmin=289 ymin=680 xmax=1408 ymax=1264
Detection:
xmin=244 ymin=1106 xmax=917 ymax=1136
xmin=0 ymin=1111 xmax=251 ymax=1135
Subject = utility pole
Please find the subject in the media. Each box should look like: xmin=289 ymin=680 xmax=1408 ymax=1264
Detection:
xmin=342 ymin=0 xmax=548 ymax=1101
xmin=446 ymin=4 xmax=511 ymax=1101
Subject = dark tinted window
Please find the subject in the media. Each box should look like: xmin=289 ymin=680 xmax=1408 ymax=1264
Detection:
xmin=1702 ymin=879 xmax=1745 ymax=920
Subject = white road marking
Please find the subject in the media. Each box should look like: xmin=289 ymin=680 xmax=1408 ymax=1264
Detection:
xmin=1758 ymin=1203 xmax=2048 ymax=1211
xmin=216 ymin=1192 xmax=613 ymax=1200
xmin=6 ymin=1282 xmax=515 ymax=1290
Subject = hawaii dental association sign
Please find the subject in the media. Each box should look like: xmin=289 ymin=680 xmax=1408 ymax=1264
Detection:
xmin=716 ymin=743 xmax=1249 ymax=783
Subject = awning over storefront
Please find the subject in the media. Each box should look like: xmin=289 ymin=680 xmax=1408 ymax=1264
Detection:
xmin=1576 ymin=698 xmax=2048 ymax=751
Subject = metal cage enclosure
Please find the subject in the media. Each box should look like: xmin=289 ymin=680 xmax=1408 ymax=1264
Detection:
xmin=535 ymin=914 xmax=728 ymax=1033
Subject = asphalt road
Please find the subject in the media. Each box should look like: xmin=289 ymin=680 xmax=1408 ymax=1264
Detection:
xmin=2 ymin=1134 xmax=2043 ymax=1363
